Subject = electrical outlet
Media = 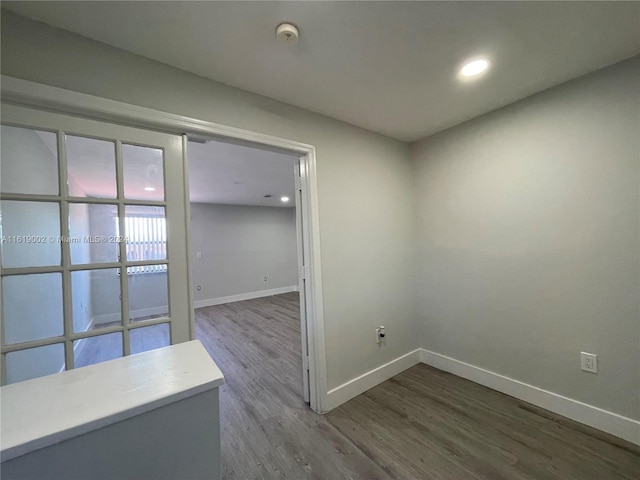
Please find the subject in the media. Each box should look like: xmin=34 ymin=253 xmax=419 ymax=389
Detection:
xmin=581 ymin=352 xmax=598 ymax=373
xmin=376 ymin=326 xmax=386 ymax=345
xmin=264 ymin=276 xmax=268 ymax=282
xmin=197 ymin=285 xmax=202 ymax=291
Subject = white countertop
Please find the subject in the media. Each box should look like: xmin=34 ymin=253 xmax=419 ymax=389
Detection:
xmin=0 ymin=340 xmax=224 ymax=462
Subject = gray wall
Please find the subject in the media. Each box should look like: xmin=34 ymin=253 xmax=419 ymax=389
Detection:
xmin=412 ymin=57 xmax=640 ymax=420
xmin=91 ymin=270 xmax=169 ymax=325
xmin=0 ymin=126 xmax=58 ymax=195
xmin=0 ymin=11 xmax=418 ymax=391
xmin=5 ymin=11 xmax=635 ymax=420
xmin=87 ymin=207 xmax=168 ymax=325
xmin=190 ymin=203 xmax=298 ymax=302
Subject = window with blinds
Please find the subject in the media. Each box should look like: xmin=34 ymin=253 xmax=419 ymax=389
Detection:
xmin=124 ymin=215 xmax=167 ymax=274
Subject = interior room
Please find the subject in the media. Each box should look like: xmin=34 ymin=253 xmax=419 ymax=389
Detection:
xmin=0 ymin=2 xmax=638 ymax=480
xmin=188 ymin=138 xmax=299 ymax=309
xmin=187 ymin=138 xmax=312 ymax=412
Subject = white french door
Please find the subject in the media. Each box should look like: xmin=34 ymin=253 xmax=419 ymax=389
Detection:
xmin=294 ymin=159 xmax=311 ymax=403
xmin=0 ymin=104 xmax=190 ymax=385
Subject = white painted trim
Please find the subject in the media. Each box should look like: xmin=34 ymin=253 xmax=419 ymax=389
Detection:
xmin=91 ymin=313 xmax=121 ymax=325
xmin=419 ymin=349 xmax=640 ymax=446
xmin=60 ymin=319 xmax=95 ymax=373
xmin=92 ymin=306 xmax=169 ymax=326
xmin=72 ymin=317 xmax=95 ymax=349
xmin=0 ymin=76 xmax=315 ymax=154
xmin=130 ymin=306 xmax=170 ymax=320
xmin=1 ymin=75 xmax=327 ymax=414
xmin=325 ymin=349 xmax=421 ymax=411
xmin=193 ymin=286 xmax=299 ymax=309
xmin=182 ymin=135 xmax=196 ymax=342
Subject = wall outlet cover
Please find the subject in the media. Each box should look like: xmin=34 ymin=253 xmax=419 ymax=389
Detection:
xmin=580 ymin=352 xmax=598 ymax=373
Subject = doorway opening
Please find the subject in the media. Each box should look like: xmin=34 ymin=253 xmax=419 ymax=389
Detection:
xmin=1 ymin=76 xmax=327 ymax=413
xmin=186 ymin=137 xmax=311 ymax=404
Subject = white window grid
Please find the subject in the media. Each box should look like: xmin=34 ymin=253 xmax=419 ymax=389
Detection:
xmin=0 ymin=124 xmax=172 ymax=384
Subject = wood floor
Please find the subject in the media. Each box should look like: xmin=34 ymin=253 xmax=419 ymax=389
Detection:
xmin=195 ymin=293 xmax=640 ymax=480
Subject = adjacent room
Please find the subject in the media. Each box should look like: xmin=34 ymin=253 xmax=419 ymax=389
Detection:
xmin=0 ymin=2 xmax=638 ymax=480
xmin=187 ymin=137 xmax=313 ymax=411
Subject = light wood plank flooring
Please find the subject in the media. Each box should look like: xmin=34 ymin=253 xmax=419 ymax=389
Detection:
xmin=195 ymin=293 xmax=640 ymax=480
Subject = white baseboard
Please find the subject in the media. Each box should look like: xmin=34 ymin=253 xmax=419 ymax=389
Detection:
xmin=419 ymin=348 xmax=640 ymax=446
xmin=129 ymin=306 xmax=169 ymax=320
xmin=92 ymin=306 xmax=169 ymax=326
xmin=59 ymin=318 xmax=95 ymax=373
xmin=325 ymin=349 xmax=422 ymax=411
xmin=194 ymin=286 xmax=299 ymax=309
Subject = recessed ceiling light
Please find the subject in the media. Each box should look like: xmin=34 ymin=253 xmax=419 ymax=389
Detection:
xmin=144 ymin=187 xmax=156 ymax=192
xmin=459 ymin=58 xmax=490 ymax=78
xmin=280 ymin=196 xmax=290 ymax=203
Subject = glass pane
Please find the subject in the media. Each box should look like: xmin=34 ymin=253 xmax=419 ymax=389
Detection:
xmin=72 ymin=269 xmax=121 ymax=333
xmin=128 ymin=266 xmax=168 ymax=322
xmin=125 ymin=206 xmax=166 ymax=262
xmin=130 ymin=323 xmax=170 ymax=355
xmin=69 ymin=203 xmax=119 ymax=264
xmin=74 ymin=332 xmax=123 ymax=369
xmin=66 ymin=135 xmax=117 ymax=198
xmin=2 ymin=273 xmax=64 ymax=344
xmin=0 ymin=201 xmax=61 ymax=268
xmin=1 ymin=125 xmax=59 ymax=195
xmin=5 ymin=343 xmax=65 ymax=384
xmin=122 ymin=144 xmax=164 ymax=201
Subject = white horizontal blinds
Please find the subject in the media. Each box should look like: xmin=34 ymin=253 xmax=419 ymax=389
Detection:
xmin=125 ymin=212 xmax=167 ymax=274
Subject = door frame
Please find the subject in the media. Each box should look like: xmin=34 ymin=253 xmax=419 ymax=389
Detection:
xmin=183 ymin=138 xmax=312 ymax=404
xmin=1 ymin=75 xmax=328 ymax=413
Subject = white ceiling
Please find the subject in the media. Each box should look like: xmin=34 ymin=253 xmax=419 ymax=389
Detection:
xmin=36 ymin=128 xmax=295 ymax=207
xmin=4 ymin=2 xmax=639 ymax=141
xmin=34 ymin=130 xmax=167 ymax=201
xmin=188 ymin=138 xmax=297 ymax=207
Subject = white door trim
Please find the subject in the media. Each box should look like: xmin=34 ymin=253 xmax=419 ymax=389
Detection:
xmin=294 ymin=160 xmax=311 ymax=404
xmin=1 ymin=75 xmax=328 ymax=413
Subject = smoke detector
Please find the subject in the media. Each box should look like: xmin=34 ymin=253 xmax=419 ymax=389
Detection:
xmin=276 ymin=23 xmax=299 ymax=44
